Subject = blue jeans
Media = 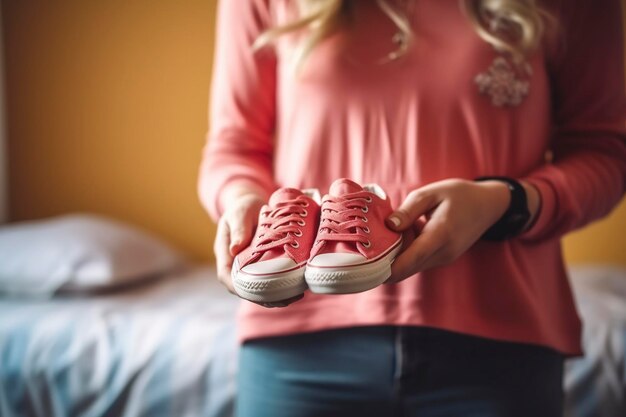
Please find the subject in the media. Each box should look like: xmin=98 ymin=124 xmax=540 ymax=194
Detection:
xmin=237 ymin=326 xmax=564 ymax=417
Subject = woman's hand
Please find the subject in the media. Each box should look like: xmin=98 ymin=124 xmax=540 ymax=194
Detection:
xmin=214 ymin=189 xmax=304 ymax=308
xmin=214 ymin=193 xmax=264 ymax=295
xmin=385 ymin=178 xmax=539 ymax=284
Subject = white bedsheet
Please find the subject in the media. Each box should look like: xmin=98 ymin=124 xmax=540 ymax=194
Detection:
xmin=0 ymin=265 xmax=240 ymax=417
xmin=565 ymin=266 xmax=626 ymax=417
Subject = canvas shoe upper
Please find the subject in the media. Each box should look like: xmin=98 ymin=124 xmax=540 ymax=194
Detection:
xmin=305 ymin=178 xmax=402 ymax=294
xmin=232 ymin=187 xmax=321 ymax=302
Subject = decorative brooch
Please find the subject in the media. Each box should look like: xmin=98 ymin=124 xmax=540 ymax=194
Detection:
xmin=475 ymin=57 xmax=530 ymax=107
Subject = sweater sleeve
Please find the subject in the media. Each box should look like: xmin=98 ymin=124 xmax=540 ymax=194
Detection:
xmin=198 ymin=0 xmax=277 ymax=222
xmin=520 ymin=0 xmax=626 ymax=242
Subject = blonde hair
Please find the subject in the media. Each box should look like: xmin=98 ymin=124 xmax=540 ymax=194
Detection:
xmin=254 ymin=0 xmax=551 ymax=70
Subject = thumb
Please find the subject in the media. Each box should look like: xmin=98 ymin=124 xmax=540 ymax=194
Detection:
xmin=386 ymin=190 xmax=438 ymax=231
xmin=228 ymin=215 xmax=256 ymax=256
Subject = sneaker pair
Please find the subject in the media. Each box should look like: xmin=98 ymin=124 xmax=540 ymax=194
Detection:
xmin=231 ymin=179 xmax=402 ymax=303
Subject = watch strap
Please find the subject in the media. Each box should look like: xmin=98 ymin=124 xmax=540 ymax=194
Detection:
xmin=475 ymin=176 xmax=531 ymax=241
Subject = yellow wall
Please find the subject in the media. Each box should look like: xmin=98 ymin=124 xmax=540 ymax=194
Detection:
xmin=3 ymin=0 xmax=218 ymax=260
xmin=2 ymin=1 xmax=626 ymax=265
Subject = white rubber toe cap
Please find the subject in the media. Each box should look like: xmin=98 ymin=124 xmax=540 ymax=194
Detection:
xmin=241 ymin=257 xmax=297 ymax=275
xmin=308 ymin=253 xmax=367 ymax=267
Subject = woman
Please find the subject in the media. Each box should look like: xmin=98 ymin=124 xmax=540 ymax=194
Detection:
xmin=199 ymin=0 xmax=626 ymax=415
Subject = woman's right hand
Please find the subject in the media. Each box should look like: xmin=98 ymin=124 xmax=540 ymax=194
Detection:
xmin=214 ymin=193 xmax=265 ymax=295
xmin=214 ymin=191 xmax=305 ymax=308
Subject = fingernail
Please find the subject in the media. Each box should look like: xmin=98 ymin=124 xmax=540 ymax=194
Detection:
xmin=388 ymin=215 xmax=401 ymax=227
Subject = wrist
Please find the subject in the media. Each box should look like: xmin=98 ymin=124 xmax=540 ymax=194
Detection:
xmin=475 ymin=180 xmax=511 ymax=222
xmin=474 ymin=176 xmax=531 ymax=241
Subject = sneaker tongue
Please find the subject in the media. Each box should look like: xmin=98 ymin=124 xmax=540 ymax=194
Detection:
xmin=269 ymin=187 xmax=304 ymax=206
xmin=329 ymin=178 xmax=363 ymax=196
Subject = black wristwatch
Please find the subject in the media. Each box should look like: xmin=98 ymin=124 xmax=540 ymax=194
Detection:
xmin=474 ymin=176 xmax=531 ymax=241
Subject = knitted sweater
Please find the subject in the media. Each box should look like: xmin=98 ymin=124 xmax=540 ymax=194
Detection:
xmin=199 ymin=0 xmax=626 ymax=355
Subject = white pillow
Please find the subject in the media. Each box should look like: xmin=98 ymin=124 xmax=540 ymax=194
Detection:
xmin=0 ymin=214 xmax=184 ymax=296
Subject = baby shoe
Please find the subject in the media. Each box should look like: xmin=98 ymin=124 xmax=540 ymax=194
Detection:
xmin=232 ymin=187 xmax=321 ymax=302
xmin=305 ymin=179 xmax=402 ymax=294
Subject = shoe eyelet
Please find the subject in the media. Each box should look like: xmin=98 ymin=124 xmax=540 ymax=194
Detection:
xmin=361 ymin=216 xmax=368 ymax=223
xmin=365 ymin=196 xmax=373 ymax=203
xmin=290 ymin=241 xmax=300 ymax=248
xmin=297 ymin=219 xmax=306 ymax=226
xmin=300 ymin=202 xmax=310 ymax=208
xmin=362 ymin=240 xmax=371 ymax=248
xmin=294 ymin=230 xmax=303 ymax=237
xmin=361 ymin=206 xmax=369 ymax=213
xmin=363 ymin=226 xmax=370 ymax=234
xmin=300 ymin=209 xmax=308 ymax=217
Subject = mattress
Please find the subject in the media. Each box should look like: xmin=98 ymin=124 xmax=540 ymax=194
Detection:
xmin=0 ymin=265 xmax=240 ymax=417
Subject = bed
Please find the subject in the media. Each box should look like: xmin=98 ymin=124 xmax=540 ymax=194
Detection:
xmin=564 ymin=265 xmax=626 ymax=416
xmin=0 ymin=265 xmax=240 ymax=417
xmin=0 ymin=263 xmax=624 ymax=417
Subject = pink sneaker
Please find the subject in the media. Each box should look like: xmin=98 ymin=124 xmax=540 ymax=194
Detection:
xmin=305 ymin=179 xmax=402 ymax=294
xmin=232 ymin=188 xmax=321 ymax=302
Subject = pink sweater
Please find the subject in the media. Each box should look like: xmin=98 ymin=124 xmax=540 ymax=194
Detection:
xmin=199 ymin=0 xmax=626 ymax=355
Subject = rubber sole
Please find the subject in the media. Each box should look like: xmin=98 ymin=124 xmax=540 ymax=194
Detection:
xmin=231 ymin=258 xmax=308 ymax=303
xmin=305 ymin=240 xmax=402 ymax=294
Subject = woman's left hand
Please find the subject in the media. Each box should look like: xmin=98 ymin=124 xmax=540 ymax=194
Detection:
xmin=385 ymin=178 xmax=538 ymax=284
